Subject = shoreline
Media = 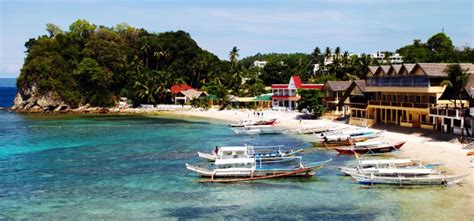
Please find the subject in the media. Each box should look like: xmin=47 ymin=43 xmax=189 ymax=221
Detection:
xmin=174 ymin=108 xmax=473 ymax=208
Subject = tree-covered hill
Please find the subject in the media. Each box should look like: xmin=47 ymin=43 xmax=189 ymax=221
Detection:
xmin=16 ymin=19 xmax=225 ymax=108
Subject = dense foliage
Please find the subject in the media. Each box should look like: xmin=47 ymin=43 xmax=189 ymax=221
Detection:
xmin=296 ymin=90 xmax=325 ymax=117
xmin=18 ymin=20 xmax=226 ymax=107
xmin=17 ymin=21 xmax=473 ymax=109
xmin=397 ymin=33 xmax=474 ymax=63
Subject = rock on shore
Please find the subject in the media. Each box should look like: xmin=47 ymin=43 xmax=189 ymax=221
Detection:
xmin=11 ymin=84 xmax=71 ymax=113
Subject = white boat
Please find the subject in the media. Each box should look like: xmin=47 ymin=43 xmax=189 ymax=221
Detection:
xmin=186 ymin=157 xmax=332 ymax=179
xmin=197 ymin=145 xmax=303 ymax=162
xmin=350 ymin=173 xmax=469 ymax=186
xmin=232 ymin=125 xmax=287 ymax=135
xmin=296 ymin=125 xmax=330 ymax=134
xmin=339 ymin=158 xmax=442 ymax=176
xmin=319 ymin=129 xmax=383 ymax=142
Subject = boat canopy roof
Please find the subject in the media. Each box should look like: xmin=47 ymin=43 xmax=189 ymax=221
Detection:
xmin=214 ymin=158 xmax=255 ymax=165
xmin=354 ymin=141 xmax=383 ymax=147
xmin=219 ymin=146 xmax=248 ymax=152
xmin=359 ymin=159 xmax=412 ymax=166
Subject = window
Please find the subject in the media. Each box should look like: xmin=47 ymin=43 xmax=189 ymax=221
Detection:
xmin=382 ymin=95 xmax=386 ymax=101
xmin=393 ymin=95 xmax=397 ymax=102
xmin=416 ymin=96 xmax=421 ymax=103
xmin=429 ymin=96 xmax=436 ymax=104
xmin=404 ymin=95 xmax=408 ymax=102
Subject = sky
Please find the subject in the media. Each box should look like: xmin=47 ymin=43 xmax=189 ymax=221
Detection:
xmin=0 ymin=0 xmax=473 ymax=78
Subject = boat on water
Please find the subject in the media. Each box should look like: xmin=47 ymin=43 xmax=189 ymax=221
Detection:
xmin=197 ymin=145 xmax=304 ymax=162
xmin=185 ymin=157 xmax=332 ymax=180
xmin=232 ymin=125 xmax=287 ymax=135
xmin=296 ymin=125 xmax=331 ymax=134
xmin=229 ymin=118 xmax=278 ymax=127
xmin=334 ymin=141 xmax=406 ymax=155
xmin=349 ymin=172 xmax=469 ymax=186
xmin=311 ymin=137 xmax=367 ymax=148
xmin=340 ymin=158 xmax=445 ymax=176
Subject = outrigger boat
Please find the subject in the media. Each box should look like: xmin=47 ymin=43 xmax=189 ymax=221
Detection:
xmin=312 ymin=128 xmax=382 ymax=147
xmin=232 ymin=125 xmax=287 ymax=135
xmin=334 ymin=141 xmax=406 ymax=155
xmin=185 ymin=157 xmax=332 ymax=182
xmin=311 ymin=137 xmax=367 ymax=148
xmin=229 ymin=118 xmax=277 ymax=127
xmin=197 ymin=145 xmax=304 ymax=162
xmin=350 ymin=172 xmax=469 ymax=186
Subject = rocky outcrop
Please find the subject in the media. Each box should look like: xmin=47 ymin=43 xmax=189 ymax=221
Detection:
xmin=11 ymin=84 xmax=71 ymax=112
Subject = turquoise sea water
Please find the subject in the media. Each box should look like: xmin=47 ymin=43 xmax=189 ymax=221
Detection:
xmin=0 ymin=112 xmax=470 ymax=220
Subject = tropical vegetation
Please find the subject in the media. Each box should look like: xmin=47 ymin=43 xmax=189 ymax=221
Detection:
xmin=17 ymin=20 xmax=474 ymax=109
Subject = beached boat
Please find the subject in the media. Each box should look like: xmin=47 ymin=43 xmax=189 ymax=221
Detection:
xmin=319 ymin=128 xmax=383 ymax=141
xmin=311 ymin=137 xmax=368 ymax=148
xmin=334 ymin=141 xmax=406 ymax=155
xmin=350 ymin=173 xmax=469 ymax=186
xmin=197 ymin=145 xmax=303 ymax=162
xmin=232 ymin=125 xmax=287 ymax=135
xmin=185 ymin=158 xmax=332 ymax=180
xmin=229 ymin=118 xmax=277 ymax=127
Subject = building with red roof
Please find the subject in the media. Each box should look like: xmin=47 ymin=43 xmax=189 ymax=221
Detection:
xmin=271 ymin=76 xmax=323 ymax=110
xmin=170 ymin=83 xmax=193 ymax=94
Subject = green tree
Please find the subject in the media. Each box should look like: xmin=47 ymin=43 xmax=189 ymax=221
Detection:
xmin=46 ymin=23 xmax=63 ymax=38
xmin=297 ymin=90 xmax=325 ymax=118
xmin=69 ymin=19 xmax=96 ymax=37
xmin=440 ymin=64 xmax=471 ymax=108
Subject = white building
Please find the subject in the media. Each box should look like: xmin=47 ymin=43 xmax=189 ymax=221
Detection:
xmin=253 ymin=60 xmax=268 ymax=68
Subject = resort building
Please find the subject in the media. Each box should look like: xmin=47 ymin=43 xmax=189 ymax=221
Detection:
xmin=337 ymin=80 xmax=369 ymax=125
xmin=429 ymin=68 xmax=474 ymax=135
xmin=271 ymin=76 xmax=323 ymax=110
xmin=170 ymin=83 xmax=207 ymax=104
xmin=321 ymin=81 xmax=352 ymax=113
xmin=253 ymin=60 xmax=267 ymax=68
xmin=370 ymin=52 xmax=403 ymax=64
xmin=346 ymin=63 xmax=473 ymax=130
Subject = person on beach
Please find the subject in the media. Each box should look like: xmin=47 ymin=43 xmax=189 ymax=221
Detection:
xmin=214 ymin=146 xmax=219 ymax=155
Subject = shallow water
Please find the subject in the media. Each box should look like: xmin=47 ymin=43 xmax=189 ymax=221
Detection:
xmin=0 ymin=113 xmax=469 ymax=220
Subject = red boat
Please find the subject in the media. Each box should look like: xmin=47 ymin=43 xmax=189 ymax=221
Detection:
xmin=255 ymin=118 xmax=278 ymax=125
xmin=334 ymin=141 xmax=406 ymax=155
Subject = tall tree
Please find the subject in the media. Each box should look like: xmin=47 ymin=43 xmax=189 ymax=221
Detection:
xmin=46 ymin=23 xmax=63 ymax=38
xmin=229 ymin=46 xmax=239 ymax=68
xmin=440 ymin=64 xmax=470 ymax=108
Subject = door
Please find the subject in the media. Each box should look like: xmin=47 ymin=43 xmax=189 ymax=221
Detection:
xmin=412 ymin=113 xmax=420 ymax=128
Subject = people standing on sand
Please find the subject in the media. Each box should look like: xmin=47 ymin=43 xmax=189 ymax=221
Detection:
xmin=260 ymin=111 xmax=264 ymax=119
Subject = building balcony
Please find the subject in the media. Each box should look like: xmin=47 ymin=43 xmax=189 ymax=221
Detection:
xmin=273 ymin=92 xmax=297 ymax=97
xmin=430 ymin=108 xmax=468 ymax=118
xmin=368 ymin=100 xmax=432 ymax=109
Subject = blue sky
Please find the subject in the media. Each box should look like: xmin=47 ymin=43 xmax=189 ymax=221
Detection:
xmin=0 ymin=0 xmax=473 ymax=78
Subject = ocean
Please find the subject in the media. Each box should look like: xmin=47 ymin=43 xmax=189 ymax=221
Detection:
xmin=0 ymin=113 xmax=468 ymax=220
xmin=0 ymin=78 xmax=17 ymax=108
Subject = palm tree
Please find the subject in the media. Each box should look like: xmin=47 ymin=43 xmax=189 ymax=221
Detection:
xmin=334 ymin=47 xmax=341 ymax=60
xmin=324 ymin=47 xmax=332 ymax=61
xmin=229 ymin=46 xmax=239 ymax=68
xmin=440 ymin=64 xmax=470 ymax=108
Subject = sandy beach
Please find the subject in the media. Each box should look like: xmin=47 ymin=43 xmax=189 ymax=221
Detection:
xmin=171 ymin=108 xmax=474 ymax=209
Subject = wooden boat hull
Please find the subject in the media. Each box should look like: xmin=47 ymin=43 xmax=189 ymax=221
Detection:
xmin=186 ymin=159 xmax=332 ymax=178
xmin=350 ymin=173 xmax=469 ymax=186
xmin=334 ymin=142 xmax=405 ymax=155
xmin=311 ymin=137 xmax=368 ymax=148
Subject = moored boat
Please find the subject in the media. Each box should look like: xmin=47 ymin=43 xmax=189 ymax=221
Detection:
xmin=197 ymin=145 xmax=303 ymax=162
xmin=229 ymin=118 xmax=278 ymax=127
xmin=232 ymin=125 xmax=287 ymax=135
xmin=185 ymin=158 xmax=332 ymax=180
xmin=334 ymin=141 xmax=406 ymax=155
xmin=350 ymin=173 xmax=469 ymax=186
